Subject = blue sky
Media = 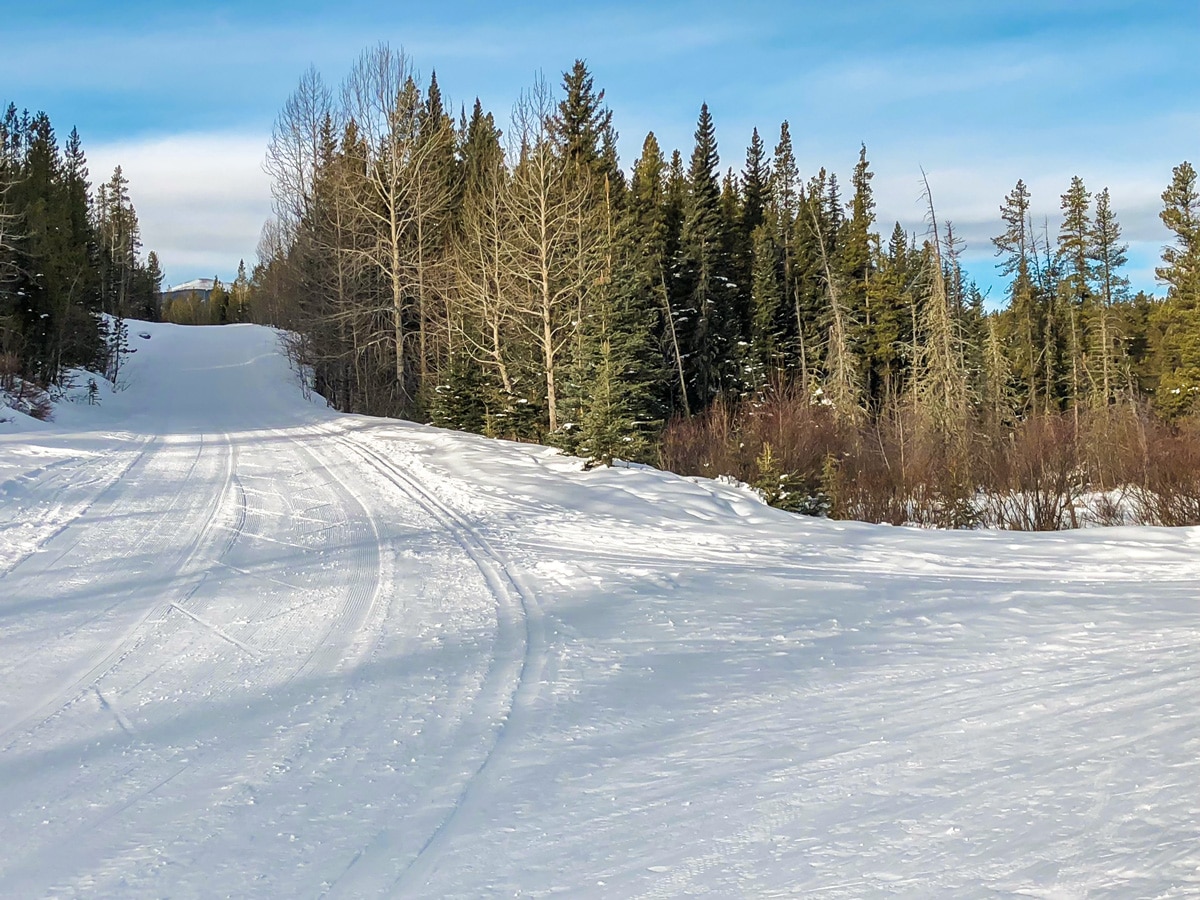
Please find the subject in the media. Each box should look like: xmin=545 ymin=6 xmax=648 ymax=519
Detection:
xmin=4 ymin=1 xmax=1196 ymax=297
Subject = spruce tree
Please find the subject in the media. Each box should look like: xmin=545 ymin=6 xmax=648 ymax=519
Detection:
xmin=840 ymin=145 xmax=877 ymax=402
xmin=1057 ymin=176 xmax=1093 ymax=409
xmin=1088 ymin=187 xmax=1129 ymax=404
xmin=675 ymin=102 xmax=733 ymax=407
xmin=993 ymin=178 xmax=1043 ymax=411
xmin=1152 ymin=161 xmax=1200 ymax=415
xmin=741 ymin=127 xmax=770 ymax=235
xmin=865 ymin=222 xmax=915 ymax=401
xmin=748 ymin=214 xmax=784 ymax=386
xmin=628 ymin=132 xmax=688 ymax=416
xmin=574 ymin=181 xmax=663 ymax=465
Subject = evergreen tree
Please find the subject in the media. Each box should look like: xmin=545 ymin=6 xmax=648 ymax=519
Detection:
xmin=741 ymin=127 xmax=770 ymax=235
xmin=628 ymin=132 xmax=688 ymax=416
xmin=1152 ymin=161 xmax=1200 ymax=415
xmin=575 ymin=175 xmax=663 ymax=465
xmin=1088 ymin=187 xmax=1129 ymax=404
xmin=547 ymin=60 xmax=618 ymax=448
xmin=840 ymin=144 xmax=878 ymax=402
xmin=770 ymin=122 xmax=805 ymax=374
xmin=993 ymin=178 xmax=1043 ymax=411
xmin=674 ymin=102 xmax=735 ymax=407
xmin=1057 ymin=176 xmax=1092 ymax=409
xmin=865 ymin=222 xmax=916 ymax=401
xmin=1156 ymin=161 xmax=1200 ymax=303
xmin=748 ymin=213 xmax=784 ymax=385
xmin=549 ymin=59 xmax=611 ymax=181
xmin=208 ymin=277 xmax=230 ymax=325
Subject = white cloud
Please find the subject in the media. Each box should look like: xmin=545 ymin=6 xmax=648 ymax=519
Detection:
xmin=87 ymin=132 xmax=271 ymax=287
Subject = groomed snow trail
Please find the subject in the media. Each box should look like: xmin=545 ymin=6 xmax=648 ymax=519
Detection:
xmin=3 ymin=322 xmax=1200 ymax=898
xmin=0 ymin=324 xmax=533 ymax=896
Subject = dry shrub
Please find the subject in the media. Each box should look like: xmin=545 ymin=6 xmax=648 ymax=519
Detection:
xmin=660 ymin=388 xmax=846 ymax=515
xmin=26 ymin=390 xmax=53 ymax=420
xmin=1078 ymin=403 xmax=1150 ymax=490
xmin=1134 ymin=417 xmax=1200 ymax=526
xmin=659 ymin=396 xmax=748 ymax=480
xmin=985 ymin=414 xmax=1083 ymax=530
xmin=660 ymin=389 xmax=1200 ymax=531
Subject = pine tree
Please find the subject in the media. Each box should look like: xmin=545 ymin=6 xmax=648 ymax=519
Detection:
xmin=674 ymin=102 xmax=734 ymax=407
xmin=840 ymin=144 xmax=878 ymax=402
xmin=1088 ymin=187 xmax=1129 ymax=405
xmin=1152 ymin=161 xmax=1200 ymax=416
xmin=628 ymin=132 xmax=688 ymax=416
xmin=1156 ymin=161 xmax=1200 ymax=303
xmin=993 ymin=178 xmax=1043 ymax=411
xmin=1057 ymin=176 xmax=1092 ymax=410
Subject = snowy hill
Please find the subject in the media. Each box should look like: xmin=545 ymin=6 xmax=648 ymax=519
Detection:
xmin=2 ymin=322 xmax=1199 ymax=897
xmin=163 ymin=277 xmax=217 ymax=294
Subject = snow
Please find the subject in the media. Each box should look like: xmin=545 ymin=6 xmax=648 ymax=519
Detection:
xmin=2 ymin=321 xmax=1200 ymax=897
xmin=162 ymin=278 xmax=217 ymax=294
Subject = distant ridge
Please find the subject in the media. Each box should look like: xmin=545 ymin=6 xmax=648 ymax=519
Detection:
xmin=163 ymin=278 xmax=216 ymax=294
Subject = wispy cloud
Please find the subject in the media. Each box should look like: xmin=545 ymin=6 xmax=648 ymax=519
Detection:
xmin=87 ymin=132 xmax=271 ymax=286
xmin=8 ymin=0 xmax=1191 ymax=296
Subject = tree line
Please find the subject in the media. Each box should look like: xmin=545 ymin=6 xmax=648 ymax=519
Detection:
xmin=240 ymin=48 xmax=1200 ymax=526
xmin=0 ymin=104 xmax=162 ymax=400
xmin=160 ymin=264 xmax=253 ymax=326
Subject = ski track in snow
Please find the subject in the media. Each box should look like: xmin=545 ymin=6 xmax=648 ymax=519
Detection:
xmin=309 ymin=423 xmax=546 ymax=897
xmin=2 ymin=321 xmax=1200 ymax=898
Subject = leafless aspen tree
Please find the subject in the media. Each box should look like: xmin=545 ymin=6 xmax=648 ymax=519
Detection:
xmin=265 ymin=66 xmax=334 ymax=236
xmin=501 ymin=75 xmax=599 ymax=432
xmin=340 ymin=45 xmax=457 ymax=407
xmin=454 ymin=163 xmax=516 ymax=396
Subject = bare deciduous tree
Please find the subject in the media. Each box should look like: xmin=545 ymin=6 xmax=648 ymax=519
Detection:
xmin=501 ymin=75 xmax=599 ymax=432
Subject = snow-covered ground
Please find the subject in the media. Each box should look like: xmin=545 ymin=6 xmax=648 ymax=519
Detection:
xmin=2 ymin=322 xmax=1199 ymax=898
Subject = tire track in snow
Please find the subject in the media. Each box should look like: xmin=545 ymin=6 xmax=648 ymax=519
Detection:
xmin=315 ymin=423 xmax=546 ymax=896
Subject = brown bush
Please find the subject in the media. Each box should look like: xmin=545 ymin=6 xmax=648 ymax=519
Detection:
xmin=984 ymin=414 xmax=1083 ymax=531
xmin=1134 ymin=417 xmax=1200 ymax=526
xmin=659 ymin=388 xmax=1200 ymax=531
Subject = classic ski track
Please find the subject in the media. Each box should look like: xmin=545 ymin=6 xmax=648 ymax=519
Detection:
xmin=312 ymin=422 xmax=546 ymax=895
xmin=0 ymin=431 xmax=237 ymax=749
xmin=0 ymin=434 xmax=152 ymax=581
xmin=264 ymin=424 xmax=385 ymax=683
xmin=20 ymin=424 xmax=392 ymax=899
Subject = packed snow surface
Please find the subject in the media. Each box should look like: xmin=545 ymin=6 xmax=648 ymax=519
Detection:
xmin=2 ymin=322 xmax=1199 ymax=898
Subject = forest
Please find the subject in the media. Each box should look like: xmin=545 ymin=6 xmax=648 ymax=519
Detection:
xmin=8 ymin=45 xmax=1200 ymax=530
xmin=246 ymin=47 xmax=1200 ymax=529
xmin=0 ymin=104 xmax=162 ymax=414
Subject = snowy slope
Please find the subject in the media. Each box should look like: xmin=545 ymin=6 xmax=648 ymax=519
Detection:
xmin=1 ymin=322 xmax=1199 ymax=898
